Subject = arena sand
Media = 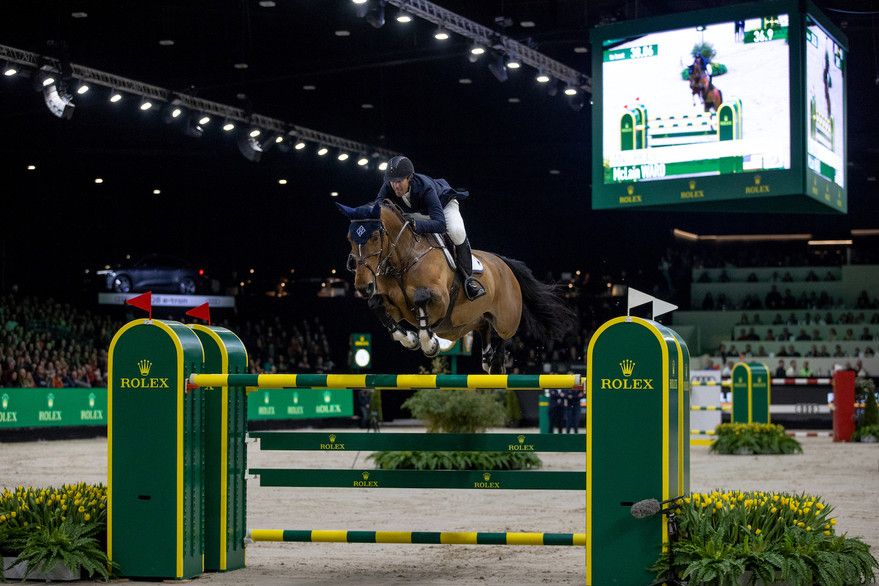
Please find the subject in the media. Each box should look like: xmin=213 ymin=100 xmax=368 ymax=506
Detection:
xmin=1 ymin=431 xmax=876 ymax=585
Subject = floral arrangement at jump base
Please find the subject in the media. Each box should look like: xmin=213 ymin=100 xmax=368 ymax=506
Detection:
xmin=0 ymin=483 xmax=112 ymax=580
xmin=710 ymin=423 xmax=803 ymax=455
xmin=853 ymin=377 xmax=879 ymax=443
xmin=651 ymin=490 xmax=878 ymax=585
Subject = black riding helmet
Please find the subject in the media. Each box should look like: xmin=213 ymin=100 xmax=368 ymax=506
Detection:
xmin=385 ymin=155 xmax=414 ymax=182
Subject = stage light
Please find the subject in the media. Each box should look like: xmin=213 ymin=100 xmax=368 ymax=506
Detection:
xmin=378 ymin=161 xmax=388 ymax=171
xmin=278 ymin=179 xmax=288 ymax=185
xmin=487 ymin=52 xmax=508 ymax=83
xmin=505 ymin=55 xmax=521 ymax=69
xmin=357 ymin=155 xmax=369 ymax=166
xmin=536 ymin=71 xmax=550 ymax=83
xmin=249 ymin=128 xmax=261 ymax=138
xmin=317 ymin=146 xmax=329 ymax=156
xmin=294 ymin=141 xmax=306 ymax=150
xmin=198 ymin=115 xmax=211 ymax=125
xmin=139 ymin=99 xmax=153 ymax=111
xmin=109 ymin=90 xmax=123 ymax=103
xmin=470 ymin=45 xmax=485 ymax=55
xmin=237 ymin=132 xmax=274 ymax=162
xmin=337 ymin=152 xmax=349 ymax=161
xmin=3 ymin=64 xmax=17 ymax=77
xmin=396 ymin=11 xmax=412 ymax=23
xmin=42 ymin=82 xmax=75 ymax=119
xmin=76 ymin=83 xmax=90 ymax=95
xmin=434 ymin=27 xmax=450 ymax=40
xmin=222 ymin=121 xmax=235 ymax=132
xmin=564 ymin=86 xmax=577 ymax=96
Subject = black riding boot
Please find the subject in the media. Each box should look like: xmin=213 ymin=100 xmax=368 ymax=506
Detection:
xmin=456 ymin=239 xmax=486 ymax=300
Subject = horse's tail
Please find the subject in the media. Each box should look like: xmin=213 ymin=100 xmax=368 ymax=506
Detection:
xmin=498 ymin=255 xmax=577 ymax=344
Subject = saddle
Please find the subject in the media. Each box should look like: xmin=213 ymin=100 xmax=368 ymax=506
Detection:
xmin=407 ymin=212 xmax=484 ymax=274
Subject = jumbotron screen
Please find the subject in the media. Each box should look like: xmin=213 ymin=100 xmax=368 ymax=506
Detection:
xmin=602 ymin=15 xmax=791 ymax=185
xmin=806 ymin=18 xmax=845 ymax=191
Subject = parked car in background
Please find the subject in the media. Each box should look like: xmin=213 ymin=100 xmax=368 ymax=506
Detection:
xmin=96 ymin=254 xmax=205 ymax=294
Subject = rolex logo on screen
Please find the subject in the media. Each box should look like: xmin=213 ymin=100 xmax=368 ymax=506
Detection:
xmin=627 ymin=185 xmax=635 ymax=195
xmin=600 ymin=358 xmax=654 ymax=391
xmin=118 ymin=359 xmax=170 ymax=390
xmin=689 ymin=180 xmax=696 ymax=190
xmin=745 ymin=174 xmax=770 ymax=195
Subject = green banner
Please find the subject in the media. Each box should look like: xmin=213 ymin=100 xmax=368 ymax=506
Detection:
xmin=247 ymin=388 xmax=353 ymax=421
xmin=603 ymin=44 xmax=658 ymax=62
xmin=0 ymin=387 xmax=107 ymax=428
xmin=0 ymin=387 xmax=353 ymax=429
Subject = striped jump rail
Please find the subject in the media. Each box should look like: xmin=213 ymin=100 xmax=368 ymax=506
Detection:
xmin=691 ymin=378 xmax=831 ymax=387
xmin=189 ymin=373 xmax=580 ymax=390
xmin=248 ymin=529 xmax=586 ymax=547
xmin=690 ymin=405 xmax=731 ymax=412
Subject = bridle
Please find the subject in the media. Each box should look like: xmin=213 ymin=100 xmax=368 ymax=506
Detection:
xmin=346 ymin=214 xmax=440 ymax=285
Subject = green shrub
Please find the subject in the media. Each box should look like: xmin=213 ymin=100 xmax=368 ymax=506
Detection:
xmin=503 ymin=390 xmax=523 ymax=427
xmin=852 ymin=424 xmax=879 ymax=443
xmin=651 ymin=490 xmax=878 ymax=586
xmin=710 ymin=423 xmax=803 ymax=455
xmin=369 ymin=450 xmax=540 ymax=471
xmin=0 ymin=484 xmax=112 ymax=580
xmin=858 ymin=378 xmax=878 ymax=427
xmin=402 ymin=389 xmax=506 ymax=433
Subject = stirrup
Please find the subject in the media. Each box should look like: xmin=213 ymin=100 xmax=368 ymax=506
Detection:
xmin=464 ymin=277 xmax=486 ymax=300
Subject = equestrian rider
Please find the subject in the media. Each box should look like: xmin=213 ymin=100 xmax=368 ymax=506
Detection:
xmin=375 ymin=155 xmax=486 ymax=300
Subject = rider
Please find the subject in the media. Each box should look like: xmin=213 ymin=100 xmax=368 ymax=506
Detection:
xmin=375 ymin=155 xmax=485 ymax=300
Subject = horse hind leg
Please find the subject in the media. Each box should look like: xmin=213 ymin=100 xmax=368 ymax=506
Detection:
xmin=480 ymin=327 xmax=507 ymax=375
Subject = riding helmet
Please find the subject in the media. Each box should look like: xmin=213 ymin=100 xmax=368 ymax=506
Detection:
xmin=385 ymin=155 xmax=414 ymax=181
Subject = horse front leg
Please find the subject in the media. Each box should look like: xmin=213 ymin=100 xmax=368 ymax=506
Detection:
xmin=368 ymin=293 xmax=418 ymax=350
xmin=412 ymin=286 xmax=450 ymax=358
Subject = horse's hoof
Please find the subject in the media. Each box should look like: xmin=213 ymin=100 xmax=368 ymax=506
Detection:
xmin=392 ymin=330 xmax=420 ymax=350
xmin=481 ymin=361 xmax=492 ymax=374
xmin=423 ymin=342 xmax=440 ymax=358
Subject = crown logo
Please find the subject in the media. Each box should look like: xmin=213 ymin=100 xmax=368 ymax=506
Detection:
xmin=689 ymin=180 xmax=696 ymax=190
xmin=329 ymin=434 xmax=336 ymax=443
xmin=627 ymin=185 xmax=634 ymax=195
xmin=264 ymin=393 xmax=270 ymax=404
xmin=361 ymin=471 xmax=370 ymax=480
xmin=47 ymin=393 xmax=55 ymax=408
xmin=1 ymin=394 xmax=8 ymax=409
xmin=483 ymin=473 xmax=491 ymax=482
xmin=138 ymin=360 xmax=152 ymax=376
xmin=517 ymin=435 xmax=525 ymax=444
xmin=323 ymin=391 xmax=332 ymax=403
xmin=620 ymin=359 xmax=635 ymax=377
xmin=88 ymin=393 xmax=96 ymax=408
xmin=292 ymin=392 xmax=299 ymax=405
xmin=754 ymin=175 xmax=762 ymax=185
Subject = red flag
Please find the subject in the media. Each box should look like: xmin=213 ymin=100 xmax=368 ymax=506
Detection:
xmin=126 ymin=291 xmax=152 ymax=320
xmin=186 ymin=302 xmax=211 ymax=325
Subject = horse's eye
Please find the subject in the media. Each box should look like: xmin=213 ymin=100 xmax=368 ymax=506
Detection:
xmin=370 ymin=234 xmax=379 ymax=242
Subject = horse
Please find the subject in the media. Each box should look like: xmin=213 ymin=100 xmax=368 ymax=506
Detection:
xmin=337 ymin=201 xmax=575 ymax=374
xmin=688 ymin=56 xmax=723 ymax=112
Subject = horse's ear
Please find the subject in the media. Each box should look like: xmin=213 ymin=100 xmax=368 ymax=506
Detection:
xmin=335 ymin=202 xmax=357 ymax=219
xmin=369 ymin=202 xmax=381 ymax=218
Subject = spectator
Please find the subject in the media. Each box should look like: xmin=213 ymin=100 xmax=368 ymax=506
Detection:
xmin=828 ymin=328 xmax=838 ymax=341
xmin=739 ymin=313 xmax=750 ymax=325
xmin=833 ymin=345 xmax=845 ymax=358
xmin=772 ymin=313 xmax=784 ymax=325
xmin=756 ymin=345 xmax=767 ymax=356
xmin=787 ymin=344 xmax=801 ymax=357
xmin=844 ymin=328 xmax=855 ymax=341
xmin=774 ymin=360 xmax=786 ymax=378
xmin=860 ymin=327 xmax=873 ymax=341
xmin=799 ymin=361 xmax=812 ymax=377
xmin=752 ymin=314 xmax=762 ymax=325
xmin=765 ymin=329 xmax=776 ymax=341
xmin=819 ymin=345 xmax=830 ymax=357
xmin=765 ymin=286 xmax=782 ymax=309
xmin=786 ymin=359 xmax=798 ymax=377
xmin=795 ymin=329 xmax=811 ymax=341
xmin=747 ymin=327 xmax=759 ymax=341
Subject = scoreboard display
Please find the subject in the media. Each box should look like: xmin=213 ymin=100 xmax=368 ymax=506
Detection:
xmin=591 ymin=0 xmax=847 ymax=213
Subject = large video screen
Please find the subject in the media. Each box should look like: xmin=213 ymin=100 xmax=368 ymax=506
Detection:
xmin=602 ymin=15 xmax=790 ymax=185
xmin=805 ymin=18 xmax=845 ymax=190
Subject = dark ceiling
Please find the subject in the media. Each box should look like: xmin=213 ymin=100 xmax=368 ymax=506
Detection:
xmin=0 ymin=0 xmax=877 ymax=288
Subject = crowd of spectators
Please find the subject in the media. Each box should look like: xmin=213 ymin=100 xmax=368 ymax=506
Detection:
xmin=0 ymin=295 xmax=114 ymax=389
xmin=0 ymin=295 xmax=338 ymax=389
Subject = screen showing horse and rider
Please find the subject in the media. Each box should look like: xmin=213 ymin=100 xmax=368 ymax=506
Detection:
xmin=602 ymin=15 xmax=791 ymax=184
xmin=806 ymin=18 xmax=846 ymax=193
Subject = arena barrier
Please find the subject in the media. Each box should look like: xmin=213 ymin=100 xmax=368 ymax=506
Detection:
xmin=620 ymin=100 xmax=743 ymax=150
xmin=107 ymin=316 xmax=690 ymax=585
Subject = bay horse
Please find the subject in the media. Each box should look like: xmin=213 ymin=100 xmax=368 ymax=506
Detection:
xmin=337 ymin=201 xmax=575 ymax=373
xmin=688 ymin=56 xmax=723 ymax=112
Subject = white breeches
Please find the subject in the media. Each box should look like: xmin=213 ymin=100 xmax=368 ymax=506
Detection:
xmin=443 ymin=199 xmax=467 ymax=245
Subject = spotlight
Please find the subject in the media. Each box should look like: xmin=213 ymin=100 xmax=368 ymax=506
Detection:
xmin=249 ymin=128 xmax=261 ymax=138
xmin=487 ymin=52 xmax=508 ymax=83
xmin=42 ymin=82 xmax=75 ymax=119
xmin=76 ymin=83 xmax=90 ymax=95
xmin=139 ymin=98 xmax=153 ymax=111
xmin=378 ymin=161 xmax=388 ymax=171
xmin=468 ymin=44 xmax=485 ymax=63
xmin=357 ymin=155 xmax=369 ymax=166
xmin=172 ymin=107 xmax=183 ymax=118
xmin=536 ymin=71 xmax=550 ymax=83
xmin=109 ymin=90 xmax=123 ymax=103
xmin=337 ymin=152 xmax=349 ymax=161
xmin=564 ymin=86 xmax=577 ymax=96
xmin=278 ymin=179 xmax=288 ymax=185
xmin=163 ymin=99 xmax=185 ymax=124
xmin=237 ymin=131 xmax=274 ymax=162
xmin=3 ymin=63 xmax=17 ymax=77
xmin=184 ymin=113 xmax=205 ymax=138
xmin=274 ymin=135 xmax=291 ymax=153
xmin=434 ymin=27 xmax=450 ymax=40
xmin=396 ymin=10 xmax=412 ymax=23
xmin=294 ymin=141 xmax=306 ymax=150
xmin=505 ymin=55 xmax=521 ymax=69
xmin=222 ymin=121 xmax=235 ymax=132
xmin=198 ymin=115 xmax=211 ymax=125
xmin=317 ymin=146 xmax=329 ymax=156
xmin=366 ymin=1 xmax=385 ymax=28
